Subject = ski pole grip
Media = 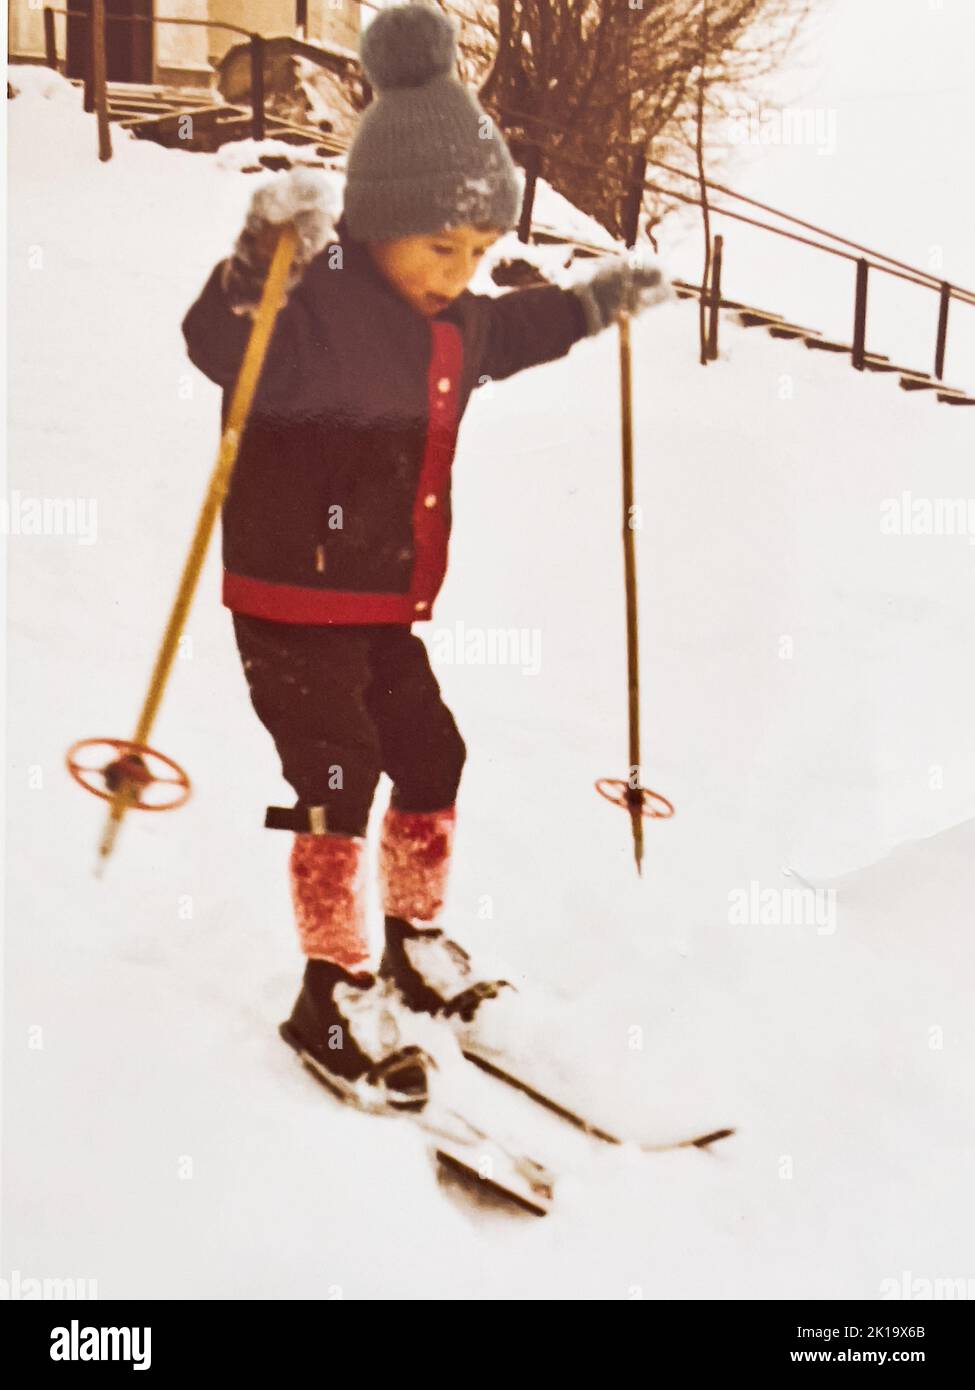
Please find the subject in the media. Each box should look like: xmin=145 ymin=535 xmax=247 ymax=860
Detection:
xmin=222 ymin=223 xmax=299 ymax=448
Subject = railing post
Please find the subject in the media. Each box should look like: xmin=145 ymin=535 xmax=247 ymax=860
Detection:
xmin=622 ymin=143 xmax=647 ymax=248
xmin=706 ymin=233 xmax=723 ymax=361
xmin=517 ymin=139 xmax=540 ymax=244
xmin=934 ymin=281 xmax=951 ymax=380
xmin=83 ymin=24 xmax=95 ymax=112
xmin=43 ymin=6 xmax=58 ymax=70
xmin=92 ymin=0 xmax=112 ymax=161
xmin=852 ymin=257 xmax=869 ymax=370
xmin=250 ymin=33 xmax=266 ymax=141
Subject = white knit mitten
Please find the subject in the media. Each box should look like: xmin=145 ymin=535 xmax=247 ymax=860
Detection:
xmin=221 ymin=168 xmax=341 ymax=312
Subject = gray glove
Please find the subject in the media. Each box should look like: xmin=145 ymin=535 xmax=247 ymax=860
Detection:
xmin=570 ymin=255 xmax=673 ymax=336
xmin=221 ymin=167 xmax=341 ymax=313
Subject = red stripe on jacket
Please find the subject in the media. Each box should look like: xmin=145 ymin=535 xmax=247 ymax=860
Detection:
xmin=223 ymin=320 xmax=463 ymax=626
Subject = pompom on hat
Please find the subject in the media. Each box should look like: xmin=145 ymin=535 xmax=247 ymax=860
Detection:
xmin=343 ymin=3 xmax=522 ymax=242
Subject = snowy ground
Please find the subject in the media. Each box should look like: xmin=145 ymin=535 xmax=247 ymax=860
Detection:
xmin=3 ymin=68 xmax=974 ymax=1300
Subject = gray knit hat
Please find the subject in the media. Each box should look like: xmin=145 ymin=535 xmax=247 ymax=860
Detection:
xmin=343 ymin=3 xmax=522 ymax=242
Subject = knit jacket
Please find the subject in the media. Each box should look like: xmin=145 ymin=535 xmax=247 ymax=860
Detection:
xmin=181 ymin=214 xmax=590 ymax=624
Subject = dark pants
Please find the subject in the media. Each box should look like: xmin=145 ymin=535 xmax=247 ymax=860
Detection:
xmin=231 ymin=614 xmax=466 ymax=837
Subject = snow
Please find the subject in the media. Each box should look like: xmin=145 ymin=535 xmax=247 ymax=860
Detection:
xmin=4 ymin=64 xmax=974 ymax=1299
xmin=6 ymin=65 xmax=79 ymax=103
xmin=214 ymin=137 xmax=338 ymax=174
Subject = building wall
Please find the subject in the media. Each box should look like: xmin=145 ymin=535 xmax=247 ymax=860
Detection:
xmin=156 ymin=1 xmax=211 ymax=80
xmin=307 ymin=0 xmax=359 ymax=54
xmin=8 ymin=1 xmax=360 ymax=81
xmin=206 ymin=2 xmax=359 ymax=65
xmin=207 ymin=1 xmax=290 ymax=65
xmin=9 ymin=0 xmax=59 ymax=63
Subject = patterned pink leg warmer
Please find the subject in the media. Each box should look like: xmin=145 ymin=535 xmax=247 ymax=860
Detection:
xmin=379 ymin=804 xmax=456 ymax=926
xmin=289 ymin=833 xmax=370 ymax=968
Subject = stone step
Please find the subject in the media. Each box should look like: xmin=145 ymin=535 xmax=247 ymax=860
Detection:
xmin=768 ymin=322 xmax=822 ymax=340
xmin=804 ymin=336 xmax=854 ymax=353
xmin=899 ymin=374 xmax=967 ymax=396
xmin=737 ymin=307 xmax=788 ymax=328
xmin=864 ymin=360 xmax=927 ymax=376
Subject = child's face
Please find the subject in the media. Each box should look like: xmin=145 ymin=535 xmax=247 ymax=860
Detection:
xmin=367 ymin=225 xmax=503 ymax=318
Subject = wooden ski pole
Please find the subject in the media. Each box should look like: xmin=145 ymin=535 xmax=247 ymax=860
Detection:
xmin=594 ymin=308 xmax=675 ymax=864
xmin=96 ymin=225 xmax=299 ymax=869
xmin=618 ymin=308 xmax=645 ymax=874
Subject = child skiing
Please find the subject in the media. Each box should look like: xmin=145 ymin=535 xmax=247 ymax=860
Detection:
xmin=182 ymin=2 xmax=671 ymax=1109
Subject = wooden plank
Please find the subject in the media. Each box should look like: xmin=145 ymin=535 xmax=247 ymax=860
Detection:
xmin=804 ymin=337 xmax=853 ymax=353
xmin=768 ymin=323 xmax=822 ymax=341
xmin=863 ymin=358 xmax=913 ymax=374
xmin=899 ymin=375 xmax=964 ymax=394
xmin=119 ymin=103 xmax=249 ymax=133
xmin=262 ymin=115 xmax=345 ymax=149
xmin=738 ymin=308 xmax=788 ymax=327
xmin=106 ymin=82 xmax=218 ymax=105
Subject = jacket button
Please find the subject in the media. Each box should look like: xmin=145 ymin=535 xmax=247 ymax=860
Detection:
xmin=414 ymin=600 xmax=429 ymax=612
xmin=423 ymin=493 xmax=437 ymax=508
xmin=437 ymin=376 xmax=451 ymax=393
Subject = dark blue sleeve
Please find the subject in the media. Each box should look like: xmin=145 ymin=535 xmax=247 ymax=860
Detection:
xmin=468 ymin=283 xmax=590 ymax=385
xmin=181 ymin=258 xmax=330 ymax=417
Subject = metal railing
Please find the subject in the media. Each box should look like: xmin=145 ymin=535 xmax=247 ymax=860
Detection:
xmin=37 ymin=7 xmax=973 ymax=384
xmin=498 ymin=101 xmax=975 ymax=383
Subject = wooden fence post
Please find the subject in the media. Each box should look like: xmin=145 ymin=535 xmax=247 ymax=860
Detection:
xmin=91 ymin=0 xmax=112 ymax=161
xmin=83 ymin=27 xmax=95 ymax=112
xmin=706 ymin=233 xmax=723 ymax=361
xmin=621 ymin=143 xmax=647 ymax=248
xmin=517 ymin=139 xmax=540 ymax=244
xmin=852 ymin=257 xmax=869 ymax=370
xmin=250 ymin=34 xmax=266 ymax=141
xmin=43 ymin=6 xmax=58 ymax=70
xmin=934 ymin=281 xmax=951 ymax=380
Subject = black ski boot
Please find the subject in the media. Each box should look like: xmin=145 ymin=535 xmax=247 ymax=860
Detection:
xmin=279 ymin=958 xmax=431 ymax=1112
xmin=379 ymin=917 xmax=513 ymax=1025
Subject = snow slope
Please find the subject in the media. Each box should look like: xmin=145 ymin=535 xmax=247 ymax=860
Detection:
xmin=3 ymin=71 xmax=974 ymax=1299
